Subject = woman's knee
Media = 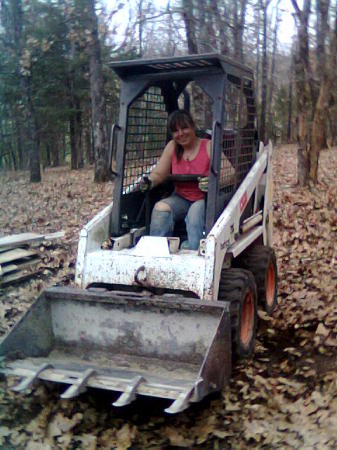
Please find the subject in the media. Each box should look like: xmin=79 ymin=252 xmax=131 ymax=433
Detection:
xmin=150 ymin=204 xmax=174 ymax=236
xmin=186 ymin=200 xmax=205 ymax=224
xmin=154 ymin=201 xmax=172 ymax=212
xmin=185 ymin=200 xmax=205 ymax=249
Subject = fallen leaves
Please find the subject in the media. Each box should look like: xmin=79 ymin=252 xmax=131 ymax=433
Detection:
xmin=0 ymin=167 xmax=114 ymax=337
xmin=0 ymin=146 xmax=336 ymax=448
xmin=47 ymin=412 xmax=83 ymax=438
xmin=164 ymin=426 xmax=194 ymax=447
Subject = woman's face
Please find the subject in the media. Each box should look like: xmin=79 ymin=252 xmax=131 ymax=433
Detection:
xmin=171 ymin=124 xmax=196 ymax=147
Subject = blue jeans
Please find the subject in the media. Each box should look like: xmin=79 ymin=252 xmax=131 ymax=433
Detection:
xmin=150 ymin=193 xmax=205 ymax=250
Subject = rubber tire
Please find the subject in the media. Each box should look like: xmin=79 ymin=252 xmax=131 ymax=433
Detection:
xmin=218 ymin=268 xmax=257 ymax=359
xmin=234 ymin=246 xmax=278 ymax=315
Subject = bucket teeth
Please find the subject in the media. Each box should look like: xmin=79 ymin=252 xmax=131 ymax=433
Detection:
xmin=60 ymin=368 xmax=96 ymax=399
xmin=165 ymin=378 xmax=203 ymax=414
xmin=164 ymin=388 xmax=194 ymax=414
xmin=12 ymin=363 xmax=53 ymax=393
xmin=113 ymin=375 xmax=145 ymax=407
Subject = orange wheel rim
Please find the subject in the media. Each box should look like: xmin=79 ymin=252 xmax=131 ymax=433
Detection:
xmin=241 ymin=290 xmax=254 ymax=347
xmin=266 ymin=263 xmax=276 ymax=307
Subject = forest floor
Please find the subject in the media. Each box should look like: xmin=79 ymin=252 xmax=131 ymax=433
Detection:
xmin=0 ymin=144 xmax=336 ymax=449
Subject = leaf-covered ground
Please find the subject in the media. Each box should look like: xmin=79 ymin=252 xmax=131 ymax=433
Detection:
xmin=0 ymin=145 xmax=336 ymax=449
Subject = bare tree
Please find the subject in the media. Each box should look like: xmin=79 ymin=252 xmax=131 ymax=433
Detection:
xmin=259 ymin=0 xmax=271 ymax=143
xmin=232 ymin=0 xmax=248 ymax=62
xmin=292 ymin=0 xmax=335 ymax=186
xmin=267 ymin=1 xmax=280 ymax=140
xmin=209 ymin=0 xmax=228 ymax=54
xmin=85 ymin=0 xmax=111 ymax=182
xmin=167 ymin=0 xmax=177 ymax=55
xmin=287 ymin=55 xmax=294 ymax=143
xmin=138 ymin=0 xmax=144 ymax=56
xmin=255 ymin=2 xmax=261 ymax=103
xmin=310 ymin=0 xmax=336 ymax=179
xmin=315 ymin=0 xmax=329 ymax=84
xmin=291 ymin=0 xmax=312 ymax=185
xmin=182 ymin=0 xmax=198 ymax=53
xmin=24 ymin=75 xmax=41 ymax=182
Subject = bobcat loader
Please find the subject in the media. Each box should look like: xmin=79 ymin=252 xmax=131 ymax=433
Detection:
xmin=0 ymin=54 xmax=277 ymax=414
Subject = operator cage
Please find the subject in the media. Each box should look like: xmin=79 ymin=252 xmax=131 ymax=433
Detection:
xmin=110 ymin=54 xmax=258 ymax=236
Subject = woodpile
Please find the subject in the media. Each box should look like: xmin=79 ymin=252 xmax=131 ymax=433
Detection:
xmin=0 ymin=232 xmax=64 ymax=286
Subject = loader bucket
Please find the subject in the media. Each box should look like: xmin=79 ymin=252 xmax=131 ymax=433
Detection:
xmin=0 ymin=287 xmax=231 ymax=413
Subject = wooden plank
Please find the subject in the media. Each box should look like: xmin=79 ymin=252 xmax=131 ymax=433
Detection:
xmin=0 ymin=231 xmax=65 ymax=250
xmin=0 ymin=245 xmax=28 ymax=254
xmin=43 ymin=231 xmax=65 ymax=241
xmin=0 ymin=233 xmax=43 ymax=249
xmin=0 ymin=269 xmax=41 ymax=287
xmin=0 ymin=263 xmax=17 ymax=275
xmin=0 ymin=248 xmax=39 ymax=265
xmin=0 ymin=257 xmax=41 ymax=275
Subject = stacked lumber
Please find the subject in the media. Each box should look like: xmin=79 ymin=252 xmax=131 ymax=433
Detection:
xmin=0 ymin=232 xmax=64 ymax=286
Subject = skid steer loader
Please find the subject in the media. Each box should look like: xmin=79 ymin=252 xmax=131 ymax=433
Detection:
xmin=0 ymin=54 xmax=277 ymax=414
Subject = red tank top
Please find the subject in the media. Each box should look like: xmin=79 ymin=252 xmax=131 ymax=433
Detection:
xmin=171 ymin=139 xmax=210 ymax=201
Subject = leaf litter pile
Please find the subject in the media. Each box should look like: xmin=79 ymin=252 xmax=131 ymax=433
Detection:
xmin=0 ymin=145 xmax=336 ymax=449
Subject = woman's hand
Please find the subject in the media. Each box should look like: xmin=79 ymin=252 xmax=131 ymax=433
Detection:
xmin=198 ymin=176 xmax=208 ymax=192
xmin=140 ymin=176 xmax=152 ymax=192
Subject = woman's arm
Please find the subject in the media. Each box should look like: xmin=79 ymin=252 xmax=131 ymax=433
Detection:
xmin=206 ymin=139 xmax=211 ymax=158
xmin=149 ymin=140 xmax=174 ymax=187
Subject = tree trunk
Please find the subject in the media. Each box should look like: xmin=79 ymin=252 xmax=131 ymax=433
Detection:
xmin=328 ymin=108 xmax=337 ymax=146
xmin=310 ymin=0 xmax=330 ymax=151
xmin=287 ymin=56 xmax=294 ymax=142
xmin=233 ymin=0 xmax=247 ymax=62
xmin=197 ymin=0 xmax=207 ymax=52
xmin=310 ymin=75 xmax=328 ymax=182
xmin=310 ymin=0 xmax=336 ymax=181
xmin=85 ymin=126 xmax=93 ymax=165
xmin=51 ymin=134 xmax=59 ymax=167
xmin=9 ymin=142 xmax=17 ymax=171
xmin=255 ymin=2 xmax=261 ymax=104
xmin=76 ymin=102 xmax=83 ymax=168
xmin=62 ymin=133 xmax=66 ymax=163
xmin=292 ymin=0 xmax=335 ymax=185
xmin=138 ymin=0 xmax=144 ymax=56
xmin=267 ymin=1 xmax=280 ymax=140
xmin=316 ymin=0 xmax=329 ymax=85
xmin=84 ymin=106 xmax=94 ymax=165
xmin=14 ymin=113 xmax=24 ymax=169
xmin=208 ymin=0 xmax=223 ymax=53
xmin=297 ymin=147 xmax=309 ymax=185
xmin=166 ymin=0 xmax=176 ymax=56
xmin=23 ymin=76 xmax=41 ymax=182
xmin=291 ymin=0 xmax=312 ymax=186
xmin=182 ymin=0 xmax=198 ymax=54
xmin=259 ymin=1 xmax=270 ymax=143
xmin=12 ymin=0 xmax=25 ymax=170
xmin=70 ymin=114 xmax=78 ymax=170
xmin=85 ymin=0 xmax=110 ymax=182
xmin=46 ymin=142 xmax=51 ymax=167
xmin=68 ymin=40 xmax=82 ymax=170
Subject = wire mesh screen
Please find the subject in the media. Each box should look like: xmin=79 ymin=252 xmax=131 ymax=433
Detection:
xmin=178 ymin=82 xmax=214 ymax=133
xmin=123 ymin=87 xmax=168 ymax=194
xmin=221 ymin=76 xmax=256 ymax=194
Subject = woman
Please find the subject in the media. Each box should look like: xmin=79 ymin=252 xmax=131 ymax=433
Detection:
xmin=140 ymin=110 xmax=211 ymax=250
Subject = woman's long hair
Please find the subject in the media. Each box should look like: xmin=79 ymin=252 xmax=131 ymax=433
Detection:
xmin=168 ymin=110 xmax=196 ymax=161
